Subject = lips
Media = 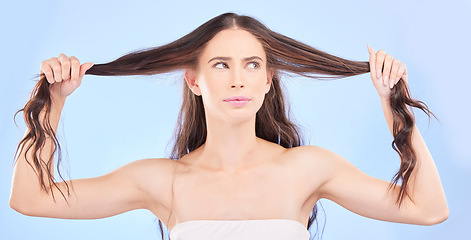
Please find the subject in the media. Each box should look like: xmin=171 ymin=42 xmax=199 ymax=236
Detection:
xmin=223 ymin=96 xmax=250 ymax=102
xmin=223 ymin=96 xmax=251 ymax=107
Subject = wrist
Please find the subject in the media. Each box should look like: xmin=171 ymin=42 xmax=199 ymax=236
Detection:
xmin=51 ymin=93 xmax=66 ymax=103
xmin=50 ymin=94 xmax=66 ymax=110
xmin=379 ymin=95 xmax=390 ymax=104
xmin=39 ymin=95 xmax=65 ymax=125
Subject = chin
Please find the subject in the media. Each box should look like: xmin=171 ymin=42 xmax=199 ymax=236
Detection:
xmin=219 ymin=109 xmax=257 ymax=124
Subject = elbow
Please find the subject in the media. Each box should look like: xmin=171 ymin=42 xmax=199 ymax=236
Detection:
xmin=9 ymin=199 xmax=26 ymax=215
xmin=9 ymin=198 xmax=23 ymax=214
xmin=9 ymin=196 xmax=36 ymax=217
xmin=421 ymin=206 xmax=449 ymax=226
xmin=424 ymin=213 xmax=448 ymax=226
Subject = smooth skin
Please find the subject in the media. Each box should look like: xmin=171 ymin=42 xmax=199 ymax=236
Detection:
xmin=10 ymin=29 xmax=448 ymax=233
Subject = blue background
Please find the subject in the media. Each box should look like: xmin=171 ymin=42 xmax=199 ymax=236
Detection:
xmin=1 ymin=0 xmax=469 ymax=239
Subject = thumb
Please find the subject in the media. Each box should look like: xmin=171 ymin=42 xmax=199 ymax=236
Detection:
xmin=367 ymin=44 xmax=376 ymax=80
xmin=79 ymin=62 xmax=94 ymax=78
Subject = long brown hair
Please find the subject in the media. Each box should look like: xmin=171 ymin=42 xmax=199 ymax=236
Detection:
xmin=14 ymin=12 xmax=436 ymax=239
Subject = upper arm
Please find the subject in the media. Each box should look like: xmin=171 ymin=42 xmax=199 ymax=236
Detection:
xmin=18 ymin=158 xmax=175 ymax=220
xmin=299 ymin=145 xmax=431 ymax=225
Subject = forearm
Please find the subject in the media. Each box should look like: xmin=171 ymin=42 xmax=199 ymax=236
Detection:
xmin=10 ymin=96 xmax=66 ymax=208
xmin=380 ymin=98 xmax=448 ymax=220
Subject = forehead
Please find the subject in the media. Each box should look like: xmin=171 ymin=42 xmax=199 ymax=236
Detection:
xmin=200 ymin=29 xmax=266 ymax=60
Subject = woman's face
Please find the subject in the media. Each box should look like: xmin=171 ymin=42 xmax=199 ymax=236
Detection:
xmin=185 ymin=29 xmax=273 ymax=123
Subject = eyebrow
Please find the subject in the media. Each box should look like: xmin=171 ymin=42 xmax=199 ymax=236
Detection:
xmin=207 ymin=56 xmax=263 ymax=63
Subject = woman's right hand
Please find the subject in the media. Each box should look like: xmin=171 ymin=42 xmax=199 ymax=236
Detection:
xmin=40 ymin=53 xmax=94 ymax=99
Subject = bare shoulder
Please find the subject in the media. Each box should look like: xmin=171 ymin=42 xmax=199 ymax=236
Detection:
xmin=130 ymin=157 xmax=177 ymax=187
xmin=123 ymin=158 xmax=177 ymax=210
xmin=286 ymin=145 xmax=338 ymax=166
xmin=288 ymin=145 xmax=349 ymax=173
xmin=130 ymin=157 xmax=176 ymax=172
xmin=284 ymin=145 xmax=345 ymax=195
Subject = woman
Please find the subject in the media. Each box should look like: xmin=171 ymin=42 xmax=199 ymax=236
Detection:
xmin=10 ymin=12 xmax=448 ymax=240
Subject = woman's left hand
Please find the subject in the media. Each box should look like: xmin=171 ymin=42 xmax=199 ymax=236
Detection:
xmin=367 ymin=45 xmax=408 ymax=100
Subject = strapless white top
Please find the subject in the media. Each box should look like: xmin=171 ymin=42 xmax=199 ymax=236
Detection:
xmin=170 ymin=219 xmax=310 ymax=240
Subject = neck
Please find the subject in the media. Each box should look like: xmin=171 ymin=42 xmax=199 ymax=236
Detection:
xmin=198 ymin=114 xmax=261 ymax=173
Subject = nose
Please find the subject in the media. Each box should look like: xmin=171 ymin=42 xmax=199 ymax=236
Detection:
xmin=231 ymin=82 xmax=244 ymax=88
xmin=230 ymin=70 xmax=244 ymax=88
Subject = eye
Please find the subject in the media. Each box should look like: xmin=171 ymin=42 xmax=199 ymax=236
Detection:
xmin=213 ymin=62 xmax=228 ymax=69
xmin=247 ymin=61 xmax=260 ymax=69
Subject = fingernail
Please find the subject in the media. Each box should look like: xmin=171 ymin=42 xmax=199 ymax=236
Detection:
xmin=367 ymin=44 xmax=371 ymax=52
xmin=376 ymin=69 xmax=381 ymax=79
xmin=390 ymin=81 xmax=393 ymax=89
xmin=384 ymin=75 xmax=389 ymax=83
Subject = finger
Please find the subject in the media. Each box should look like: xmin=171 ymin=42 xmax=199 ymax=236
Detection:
xmin=367 ymin=44 xmax=376 ymax=80
xmin=59 ymin=54 xmax=71 ymax=81
xmin=397 ymin=62 xmax=408 ymax=84
xmin=402 ymin=63 xmax=408 ymax=84
xmin=69 ymin=56 xmax=80 ymax=85
xmin=50 ymin=58 xmax=62 ymax=83
xmin=375 ymin=50 xmax=386 ymax=83
xmin=40 ymin=61 xmax=54 ymax=84
xmin=79 ymin=62 xmax=94 ymax=79
xmin=389 ymin=59 xmax=401 ymax=88
xmin=382 ymin=54 xmax=393 ymax=87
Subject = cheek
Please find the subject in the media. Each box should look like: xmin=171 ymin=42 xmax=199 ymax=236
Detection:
xmin=198 ymin=76 xmax=225 ymax=105
xmin=250 ymin=73 xmax=270 ymax=108
xmin=252 ymin=72 xmax=269 ymax=93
